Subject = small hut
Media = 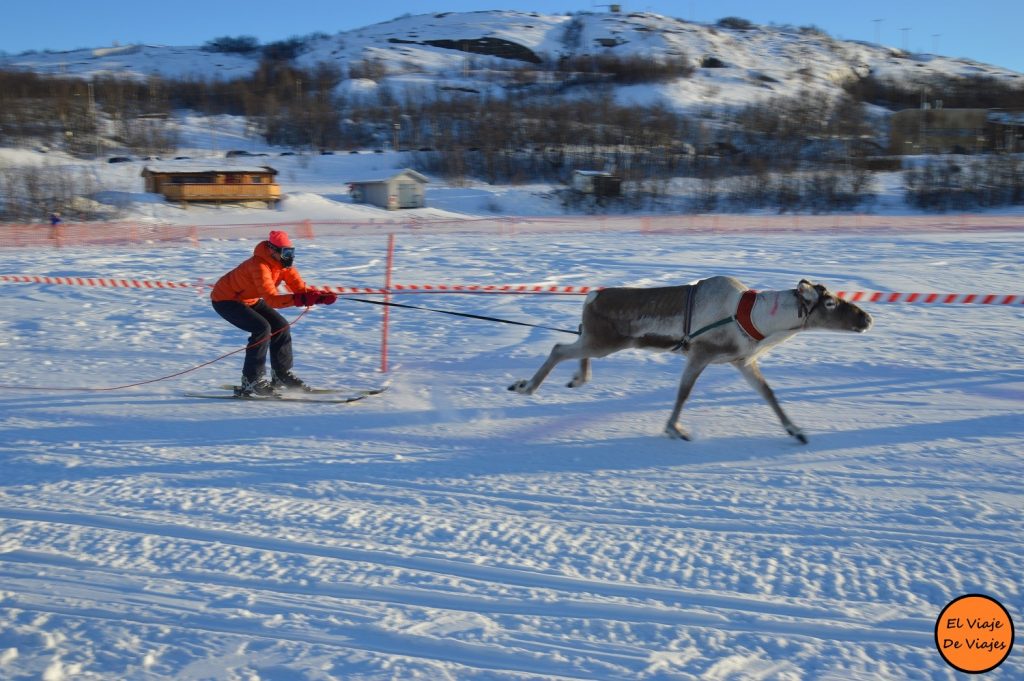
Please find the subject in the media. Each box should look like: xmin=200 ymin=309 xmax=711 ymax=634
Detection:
xmin=141 ymin=164 xmax=280 ymax=207
xmin=348 ymin=169 xmax=428 ymax=210
xmin=572 ymin=170 xmax=622 ymax=197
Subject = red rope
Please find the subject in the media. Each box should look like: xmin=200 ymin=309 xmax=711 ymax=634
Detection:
xmin=0 ymin=307 xmax=311 ymax=392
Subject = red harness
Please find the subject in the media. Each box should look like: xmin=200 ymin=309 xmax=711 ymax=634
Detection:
xmin=735 ymin=290 xmax=766 ymax=341
xmin=673 ymin=286 xmax=767 ymax=352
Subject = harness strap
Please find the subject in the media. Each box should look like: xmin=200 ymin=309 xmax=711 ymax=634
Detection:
xmin=735 ymin=289 xmax=766 ymax=341
xmin=671 ymin=288 xmax=766 ymax=351
xmin=682 ymin=283 xmax=696 ymax=341
xmin=674 ymin=282 xmax=698 ymax=351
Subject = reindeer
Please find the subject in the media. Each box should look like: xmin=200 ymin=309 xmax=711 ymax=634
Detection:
xmin=509 ymin=276 xmax=872 ymax=443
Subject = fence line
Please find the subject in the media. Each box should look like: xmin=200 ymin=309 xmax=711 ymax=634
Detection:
xmin=2 ymin=275 xmax=1021 ymax=306
xmin=3 ymin=213 xmax=1024 ymax=248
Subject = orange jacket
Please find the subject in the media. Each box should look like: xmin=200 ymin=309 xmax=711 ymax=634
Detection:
xmin=211 ymin=241 xmax=310 ymax=308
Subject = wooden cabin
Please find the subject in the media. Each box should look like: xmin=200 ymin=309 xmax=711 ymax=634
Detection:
xmin=348 ymin=169 xmax=428 ymax=210
xmin=141 ymin=164 xmax=281 ymax=207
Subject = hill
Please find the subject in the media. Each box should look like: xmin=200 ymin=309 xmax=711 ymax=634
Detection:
xmin=3 ymin=10 xmax=1022 ymax=114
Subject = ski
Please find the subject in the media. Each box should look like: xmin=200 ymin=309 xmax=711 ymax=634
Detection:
xmin=218 ymin=384 xmax=342 ymax=394
xmin=185 ymin=385 xmax=388 ymax=404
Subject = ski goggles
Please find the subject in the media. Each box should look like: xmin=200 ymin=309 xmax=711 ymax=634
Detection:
xmin=271 ymin=245 xmax=295 ymax=260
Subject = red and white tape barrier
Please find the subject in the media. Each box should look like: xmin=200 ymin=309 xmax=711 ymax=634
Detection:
xmin=836 ymin=291 xmax=1023 ymax=305
xmin=0 ymin=274 xmax=197 ymax=290
xmin=2 ymin=275 xmax=1021 ymax=304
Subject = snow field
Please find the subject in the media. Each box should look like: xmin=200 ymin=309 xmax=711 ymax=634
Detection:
xmin=0 ymin=226 xmax=1022 ymax=679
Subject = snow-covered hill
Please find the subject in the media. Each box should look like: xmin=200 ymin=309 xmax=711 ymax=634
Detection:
xmin=4 ymin=10 xmax=1021 ymax=113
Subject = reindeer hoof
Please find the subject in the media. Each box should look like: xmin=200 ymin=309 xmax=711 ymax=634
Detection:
xmin=566 ymin=375 xmax=587 ymax=388
xmin=787 ymin=426 xmax=808 ymax=444
xmin=664 ymin=424 xmax=692 ymax=441
xmin=508 ymin=380 xmax=534 ymax=395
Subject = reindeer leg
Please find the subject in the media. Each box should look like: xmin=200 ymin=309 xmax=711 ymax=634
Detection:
xmin=733 ymin=359 xmax=807 ymax=444
xmin=509 ymin=340 xmax=588 ymax=395
xmin=664 ymin=352 xmax=713 ymax=440
xmin=567 ymin=357 xmax=591 ymax=388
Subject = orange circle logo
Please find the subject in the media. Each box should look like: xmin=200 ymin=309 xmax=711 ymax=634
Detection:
xmin=935 ymin=594 xmax=1014 ymax=674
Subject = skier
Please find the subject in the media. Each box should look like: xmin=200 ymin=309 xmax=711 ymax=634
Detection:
xmin=211 ymin=230 xmax=337 ymax=396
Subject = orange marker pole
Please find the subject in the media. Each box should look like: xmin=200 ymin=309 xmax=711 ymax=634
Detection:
xmin=381 ymin=233 xmax=396 ymax=373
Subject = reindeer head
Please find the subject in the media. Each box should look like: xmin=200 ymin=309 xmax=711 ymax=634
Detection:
xmin=796 ymin=280 xmax=873 ymax=333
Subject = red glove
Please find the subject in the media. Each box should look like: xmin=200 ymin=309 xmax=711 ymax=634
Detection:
xmin=293 ymin=290 xmax=320 ymax=307
xmin=316 ymin=288 xmax=337 ymax=305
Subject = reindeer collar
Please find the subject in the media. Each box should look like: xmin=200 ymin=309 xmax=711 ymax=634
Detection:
xmin=735 ymin=290 xmax=766 ymax=341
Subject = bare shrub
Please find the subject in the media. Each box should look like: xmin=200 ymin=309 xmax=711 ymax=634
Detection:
xmin=0 ymin=163 xmax=110 ymax=221
xmin=202 ymin=36 xmax=260 ymax=54
xmin=904 ymin=156 xmax=1024 ymax=211
xmin=348 ymin=58 xmax=389 ymax=81
xmin=557 ymin=53 xmax=694 ymax=84
xmin=716 ymin=17 xmax=756 ymax=30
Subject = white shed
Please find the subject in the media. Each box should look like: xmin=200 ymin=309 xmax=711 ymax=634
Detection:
xmin=348 ymin=169 xmax=429 ymax=210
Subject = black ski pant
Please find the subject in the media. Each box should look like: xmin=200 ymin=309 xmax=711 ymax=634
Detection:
xmin=212 ymin=299 xmax=293 ymax=381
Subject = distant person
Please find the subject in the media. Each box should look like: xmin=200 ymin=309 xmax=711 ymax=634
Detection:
xmin=49 ymin=212 xmax=61 ymax=226
xmin=210 ymin=230 xmax=337 ymax=396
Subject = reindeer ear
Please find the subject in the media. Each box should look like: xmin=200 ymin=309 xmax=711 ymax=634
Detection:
xmin=797 ymin=280 xmax=819 ymax=303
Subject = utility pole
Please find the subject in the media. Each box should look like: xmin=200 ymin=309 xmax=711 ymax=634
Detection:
xmin=900 ymin=27 xmax=910 ymax=52
xmin=872 ymin=19 xmax=883 ymax=45
xmin=932 ymin=33 xmax=941 ymax=54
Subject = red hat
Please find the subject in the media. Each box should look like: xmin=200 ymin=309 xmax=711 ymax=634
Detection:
xmin=268 ymin=230 xmax=293 ymax=248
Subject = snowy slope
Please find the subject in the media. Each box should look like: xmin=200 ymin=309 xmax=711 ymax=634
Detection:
xmin=3 ymin=10 xmax=1021 ymax=114
xmin=0 ymin=214 xmax=1022 ymax=679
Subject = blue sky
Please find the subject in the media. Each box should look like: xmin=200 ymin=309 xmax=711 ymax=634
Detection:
xmin=3 ymin=1 xmax=1023 ymax=73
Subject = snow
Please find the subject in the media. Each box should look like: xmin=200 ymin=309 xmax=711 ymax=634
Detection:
xmin=1 ymin=151 xmax=1023 ymax=678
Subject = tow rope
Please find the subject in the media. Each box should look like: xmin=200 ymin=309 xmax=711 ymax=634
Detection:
xmin=341 ymin=297 xmax=581 ymax=335
xmin=343 ymin=289 xmax=768 ymax=346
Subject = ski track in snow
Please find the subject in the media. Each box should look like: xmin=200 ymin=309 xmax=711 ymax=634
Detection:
xmin=0 ymin=228 xmax=1022 ymax=680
